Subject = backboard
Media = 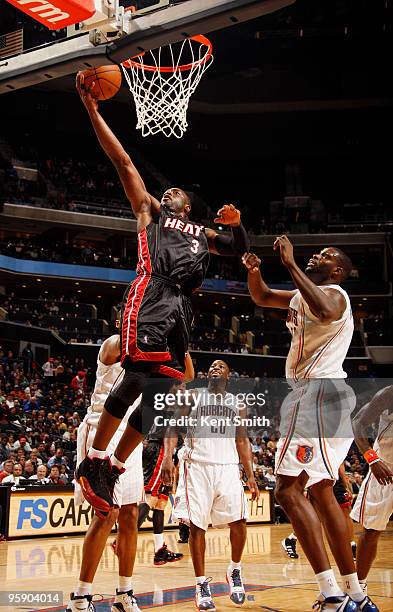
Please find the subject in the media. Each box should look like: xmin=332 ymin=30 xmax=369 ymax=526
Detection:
xmin=0 ymin=0 xmax=295 ymax=94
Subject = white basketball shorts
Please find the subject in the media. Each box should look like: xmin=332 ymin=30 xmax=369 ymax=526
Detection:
xmin=173 ymin=460 xmax=249 ymax=531
xmin=275 ymin=379 xmax=356 ymax=487
xmin=74 ymin=413 xmax=144 ymax=507
xmin=351 ymin=470 xmax=393 ymax=531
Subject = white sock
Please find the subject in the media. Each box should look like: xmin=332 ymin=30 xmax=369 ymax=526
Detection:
xmin=341 ymin=573 xmax=364 ymax=602
xmin=118 ymin=576 xmax=132 ymax=594
xmin=154 ymin=534 xmax=164 ymax=551
xmin=359 ymin=580 xmax=368 ymax=595
xmin=288 ymin=533 xmax=297 ymax=540
xmin=316 ymin=569 xmax=343 ymax=598
xmin=88 ymin=447 xmax=107 ymax=459
xmin=351 ymin=541 xmax=356 ymax=547
xmin=196 ymin=575 xmax=207 ymax=584
xmin=153 ymin=584 xmax=163 ymax=606
xmin=111 ymin=454 xmax=125 ymax=470
xmin=75 ymin=581 xmax=92 ymax=596
xmin=229 ymin=560 xmax=242 ymax=571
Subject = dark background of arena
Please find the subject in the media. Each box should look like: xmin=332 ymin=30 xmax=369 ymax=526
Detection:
xmin=0 ymin=0 xmax=392 ymax=520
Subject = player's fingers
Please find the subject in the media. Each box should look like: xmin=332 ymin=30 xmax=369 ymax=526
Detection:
xmin=214 ymin=216 xmax=223 ymax=224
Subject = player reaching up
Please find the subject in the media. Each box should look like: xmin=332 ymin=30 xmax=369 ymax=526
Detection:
xmin=74 ymin=73 xmax=250 ymax=514
xmin=351 ymin=385 xmax=393 ymax=595
xmin=243 ymin=238 xmax=378 ymax=612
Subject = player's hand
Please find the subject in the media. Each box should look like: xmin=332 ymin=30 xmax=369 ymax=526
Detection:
xmin=161 ymin=455 xmax=175 ymax=487
xmin=76 ymin=71 xmax=98 ymax=113
xmin=214 ymin=204 xmax=241 ymax=227
xmin=273 ymin=235 xmax=296 ymax=268
xmin=370 ymin=459 xmax=393 ymax=485
xmin=242 ymin=252 xmax=261 ymax=274
xmin=246 ymin=475 xmax=260 ymax=500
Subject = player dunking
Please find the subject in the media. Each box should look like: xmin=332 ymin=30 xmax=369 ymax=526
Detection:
xmin=74 ymin=73 xmax=249 ymax=513
xmin=68 ymin=335 xmax=143 ymax=612
xmin=162 ymin=359 xmax=259 ymax=611
xmin=351 ymin=385 xmax=393 ymax=595
xmin=243 ymin=238 xmax=378 ymax=612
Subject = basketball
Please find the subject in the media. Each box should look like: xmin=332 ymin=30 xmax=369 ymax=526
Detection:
xmin=82 ymin=65 xmax=122 ymax=101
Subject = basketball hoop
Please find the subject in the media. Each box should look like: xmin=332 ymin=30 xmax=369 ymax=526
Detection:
xmin=121 ymin=35 xmax=213 ymax=139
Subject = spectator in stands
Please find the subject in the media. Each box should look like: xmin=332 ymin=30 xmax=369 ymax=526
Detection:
xmin=37 ymin=442 xmax=48 ymax=464
xmin=0 ymin=435 xmax=9 ymax=462
xmin=29 ymin=464 xmax=49 ymax=484
xmin=351 ymin=472 xmax=364 ymax=495
xmin=29 ymin=448 xmax=42 ymax=469
xmin=70 ymin=371 xmax=87 ymax=396
xmin=48 ymin=464 xmax=67 ymax=485
xmin=47 ymin=447 xmax=67 ymax=468
xmin=0 ymin=459 xmax=14 ymax=483
xmin=23 ymin=459 xmax=35 ymax=479
xmin=59 ymin=464 xmax=69 ymax=483
xmin=2 ymin=462 xmax=23 ymax=485
xmin=264 ymin=467 xmax=276 ymax=485
xmin=13 ymin=435 xmax=32 ymax=452
xmin=21 ymin=343 xmax=34 ymax=375
xmin=42 ymin=357 xmax=55 ymax=385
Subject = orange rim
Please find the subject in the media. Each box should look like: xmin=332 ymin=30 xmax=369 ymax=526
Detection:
xmin=122 ymin=34 xmax=213 ymax=73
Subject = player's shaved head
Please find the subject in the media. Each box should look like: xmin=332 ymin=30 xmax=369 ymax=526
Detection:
xmin=161 ymin=187 xmax=191 ymax=216
xmin=332 ymin=248 xmax=352 ymax=281
xmin=305 ymin=247 xmax=352 ymax=284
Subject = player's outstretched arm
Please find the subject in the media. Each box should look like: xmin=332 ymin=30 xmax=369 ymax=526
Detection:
xmin=205 ymin=204 xmax=250 ymax=256
xmin=242 ymin=252 xmax=296 ymax=309
xmin=273 ymin=235 xmax=345 ymax=323
xmin=76 ymin=72 xmax=160 ymax=224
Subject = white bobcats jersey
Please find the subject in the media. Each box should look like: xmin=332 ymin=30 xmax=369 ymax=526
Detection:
xmin=285 ymin=284 xmax=353 ymax=380
xmin=88 ymin=348 xmax=123 ymax=416
xmin=86 ymin=348 xmax=140 ymax=430
xmin=375 ymin=408 xmax=393 ymax=467
xmin=183 ymin=388 xmax=241 ymax=465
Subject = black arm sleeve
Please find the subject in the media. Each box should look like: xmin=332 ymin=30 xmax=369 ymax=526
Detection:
xmin=213 ymin=223 xmax=250 ymax=256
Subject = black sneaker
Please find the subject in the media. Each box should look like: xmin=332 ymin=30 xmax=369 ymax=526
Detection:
xmin=154 ymin=544 xmax=183 ymax=566
xmin=178 ymin=522 xmax=189 ymax=544
xmin=105 ymin=461 xmax=125 ymax=508
xmin=281 ymin=537 xmax=299 ymax=559
xmin=352 ymin=542 xmax=357 ymax=561
xmin=76 ymin=456 xmax=114 ymax=512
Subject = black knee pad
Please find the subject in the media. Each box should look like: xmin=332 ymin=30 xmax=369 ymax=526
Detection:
xmin=153 ymin=508 xmax=164 ymax=534
xmin=128 ymin=401 xmax=156 ymax=436
xmin=129 ymin=375 xmax=175 ymax=436
xmin=105 ymin=369 xmax=147 ymax=419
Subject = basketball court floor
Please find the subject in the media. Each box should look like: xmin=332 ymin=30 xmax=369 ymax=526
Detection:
xmin=1 ymin=524 xmax=392 ymax=611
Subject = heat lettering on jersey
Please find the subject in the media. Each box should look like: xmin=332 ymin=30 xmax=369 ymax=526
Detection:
xmin=164 ymin=217 xmax=204 ymax=237
xmin=287 ymin=307 xmax=298 ymax=328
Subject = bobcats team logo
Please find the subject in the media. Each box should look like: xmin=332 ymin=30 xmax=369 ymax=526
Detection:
xmin=296 ymin=445 xmax=314 ymax=464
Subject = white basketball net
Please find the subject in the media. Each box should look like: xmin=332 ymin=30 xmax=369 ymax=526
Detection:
xmin=121 ymin=36 xmax=213 ymax=139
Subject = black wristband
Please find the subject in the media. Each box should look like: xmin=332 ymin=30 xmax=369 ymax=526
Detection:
xmin=231 ymin=222 xmax=250 ymax=254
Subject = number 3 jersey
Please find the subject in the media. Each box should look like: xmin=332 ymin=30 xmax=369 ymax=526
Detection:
xmin=121 ymin=207 xmax=209 ymax=368
xmin=145 ymin=206 xmax=210 ymax=293
xmin=182 ymin=388 xmax=242 ymax=465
